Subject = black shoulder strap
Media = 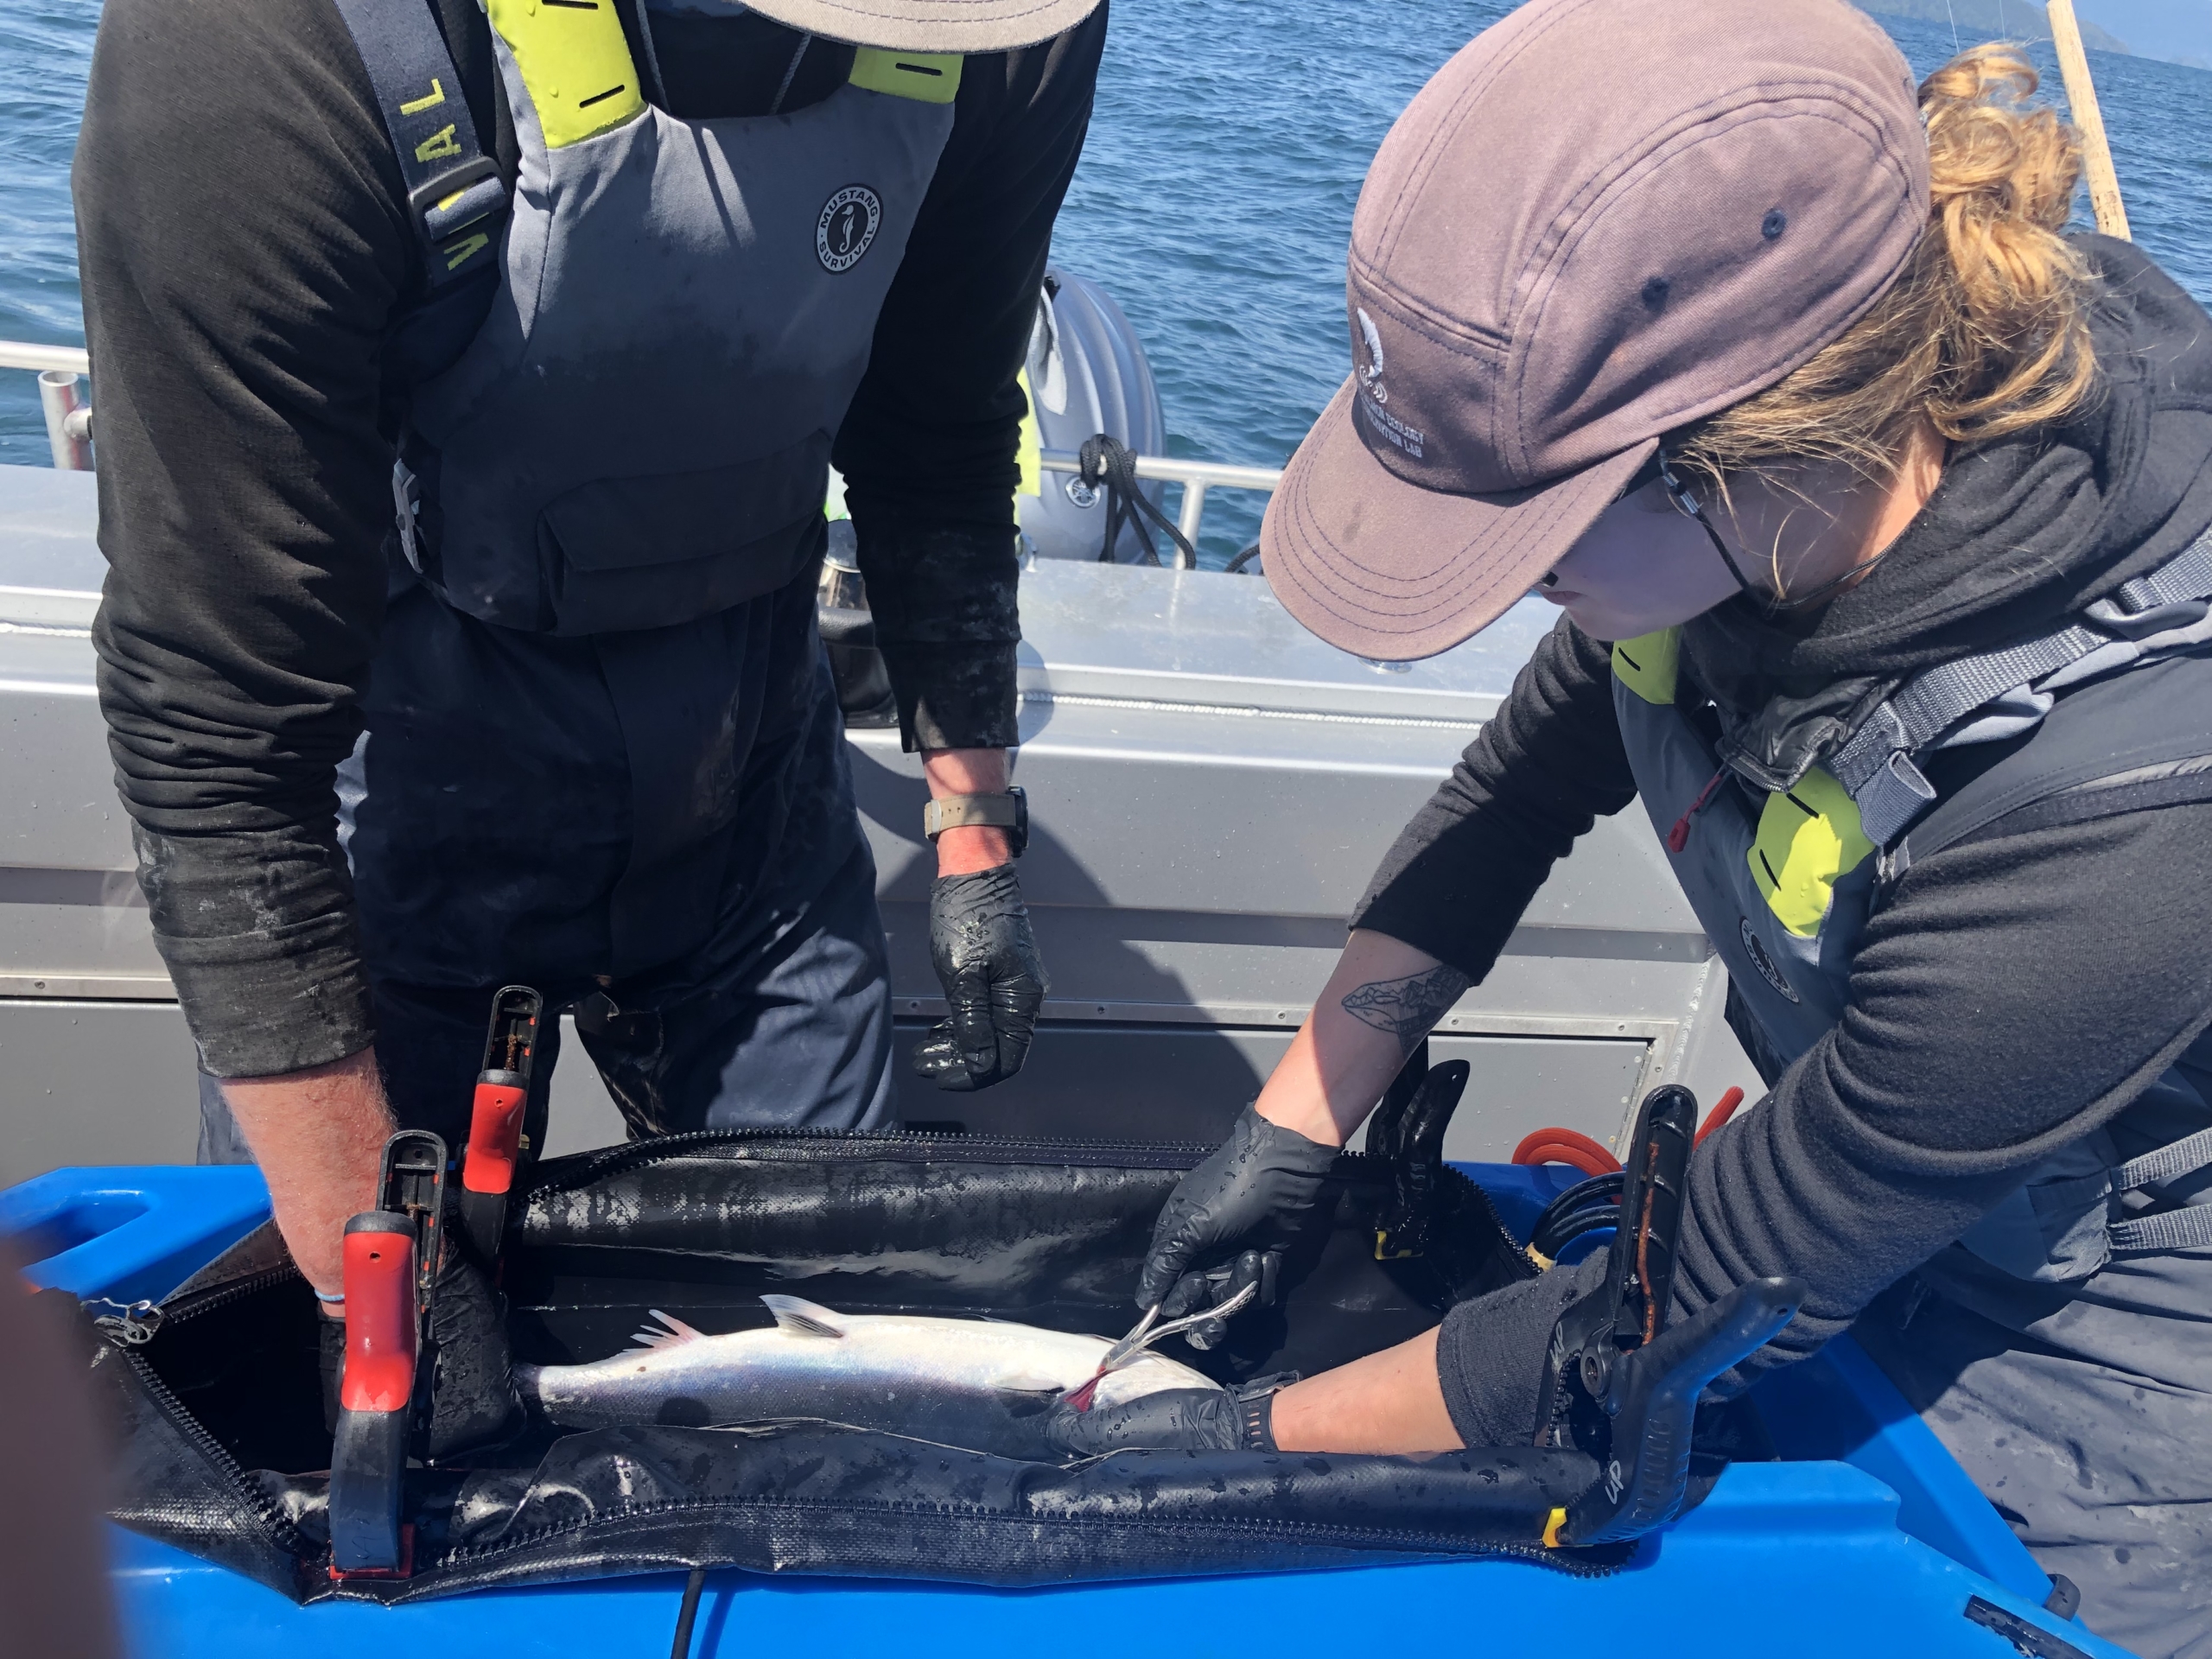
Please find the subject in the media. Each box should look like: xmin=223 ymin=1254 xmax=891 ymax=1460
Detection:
xmin=1834 ymin=524 xmax=2212 ymax=847
xmin=1901 ymin=648 xmax=2212 ymax=868
xmin=328 ymin=0 xmax=507 ymax=288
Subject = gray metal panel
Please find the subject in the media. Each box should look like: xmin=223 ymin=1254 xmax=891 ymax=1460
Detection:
xmin=0 ymin=683 xmax=141 ymax=893
xmin=0 ymin=640 xmax=168 ymax=987
xmin=0 ymin=1000 xmax=201 ymax=1178
xmin=0 ymin=997 xmax=664 ymax=1179
xmin=0 ymin=639 xmax=135 ymax=877
xmin=853 ymin=569 xmax=1723 ymax=1159
xmin=1011 ymin=555 xmax=1554 ymax=719
xmin=0 ymin=464 xmax=102 ymax=595
xmin=0 ymin=870 xmax=168 ymax=990
xmin=885 ymin=1019 xmax=1647 ymax=1164
xmin=855 ymin=691 xmax=1703 ymax=941
xmin=374 ymin=1015 xmax=1661 ymax=1166
xmin=0 ymin=466 xmax=1762 ymax=1176
xmin=857 ymin=562 xmax=1748 ymax=1156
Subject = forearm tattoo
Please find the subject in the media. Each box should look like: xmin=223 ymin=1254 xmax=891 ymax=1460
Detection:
xmin=1339 ymin=964 xmax=1471 ymax=1055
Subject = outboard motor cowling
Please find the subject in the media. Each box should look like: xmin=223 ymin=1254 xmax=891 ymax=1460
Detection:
xmin=1020 ymin=267 xmax=1170 ymax=563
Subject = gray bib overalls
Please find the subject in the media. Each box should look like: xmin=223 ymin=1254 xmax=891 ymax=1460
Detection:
xmin=200 ymin=0 xmax=964 ymax=1152
xmin=1612 ymin=533 xmax=2212 ymax=1655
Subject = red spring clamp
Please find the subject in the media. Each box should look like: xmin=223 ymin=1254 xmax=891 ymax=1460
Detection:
xmin=327 ymin=1129 xmax=448 ymax=1579
xmin=327 ymin=1211 xmax=417 ymax=1575
xmin=458 ymin=986 xmax=543 ymax=1264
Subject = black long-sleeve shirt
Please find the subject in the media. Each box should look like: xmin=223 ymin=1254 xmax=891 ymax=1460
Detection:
xmin=74 ymin=0 xmax=1103 ymax=1076
xmin=1403 ymin=618 xmax=2212 ymax=1389
xmin=1378 ymin=240 xmax=2212 ymax=1384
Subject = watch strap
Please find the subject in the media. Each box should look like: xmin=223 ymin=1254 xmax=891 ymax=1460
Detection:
xmin=1232 ymin=1372 xmax=1299 ymax=1452
xmin=923 ymin=787 xmax=1027 ymax=856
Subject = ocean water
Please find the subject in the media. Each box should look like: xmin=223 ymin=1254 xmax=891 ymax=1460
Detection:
xmin=1 ymin=1 xmax=2207 ymax=565
xmin=1051 ymin=3 xmax=2212 ymax=563
xmin=0 ymin=0 xmax=92 ymax=468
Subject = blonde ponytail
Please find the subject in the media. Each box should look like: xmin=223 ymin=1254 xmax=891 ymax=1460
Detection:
xmin=1675 ymin=45 xmax=2098 ymax=486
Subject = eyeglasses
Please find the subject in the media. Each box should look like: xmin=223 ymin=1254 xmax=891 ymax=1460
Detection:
xmin=1654 ymin=448 xmax=1774 ymax=607
xmin=1655 ymin=447 xmax=1889 ymax=616
xmin=1532 ymin=448 xmax=1891 ymax=611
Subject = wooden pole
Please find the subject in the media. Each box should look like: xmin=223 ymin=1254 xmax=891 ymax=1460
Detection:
xmin=2045 ymin=0 xmax=2132 ymax=239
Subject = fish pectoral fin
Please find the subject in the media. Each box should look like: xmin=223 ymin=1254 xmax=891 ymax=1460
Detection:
xmin=760 ymin=1293 xmax=847 ymax=1339
xmin=992 ymin=1379 xmax=1065 ymax=1417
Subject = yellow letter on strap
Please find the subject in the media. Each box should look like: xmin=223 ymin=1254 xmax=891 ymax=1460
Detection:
xmin=1611 ymin=628 xmax=1680 ymax=706
xmin=442 ymin=232 xmax=493 ymax=272
xmin=485 ymin=0 xmax=645 ymax=149
xmin=1748 ymin=768 xmax=1875 ymax=938
xmin=415 ymin=124 xmax=462 ymax=162
xmin=849 ymin=48 xmax=963 ymax=104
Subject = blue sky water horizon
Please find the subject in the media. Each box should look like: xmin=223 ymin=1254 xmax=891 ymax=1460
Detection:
xmin=2063 ymin=0 xmax=2212 ymax=62
xmin=0 ymin=0 xmax=2205 ymax=551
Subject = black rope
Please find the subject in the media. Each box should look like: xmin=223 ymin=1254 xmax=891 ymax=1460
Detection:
xmin=1532 ymin=1203 xmax=1622 ymax=1260
xmin=671 ymin=1565 xmax=708 ymax=1659
xmin=1078 ymin=434 xmax=1198 ymax=569
xmin=1529 ymin=1171 xmax=1624 ymax=1261
xmin=1224 ymin=542 xmax=1262 ymax=574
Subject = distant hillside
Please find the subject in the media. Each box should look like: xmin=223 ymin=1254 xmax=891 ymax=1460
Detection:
xmin=2073 ymin=0 xmax=2212 ymax=70
xmin=1860 ymin=0 xmax=2134 ymax=53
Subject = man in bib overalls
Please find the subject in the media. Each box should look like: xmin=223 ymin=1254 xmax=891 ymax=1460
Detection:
xmin=76 ymin=0 xmax=1103 ymax=1371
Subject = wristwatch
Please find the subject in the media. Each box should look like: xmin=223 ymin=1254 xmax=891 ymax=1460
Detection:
xmin=922 ymin=786 xmax=1027 ymax=858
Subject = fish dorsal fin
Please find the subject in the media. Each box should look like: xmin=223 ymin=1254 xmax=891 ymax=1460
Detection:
xmin=626 ymin=1308 xmax=707 ymax=1353
xmin=760 ymin=1293 xmax=847 ymax=1339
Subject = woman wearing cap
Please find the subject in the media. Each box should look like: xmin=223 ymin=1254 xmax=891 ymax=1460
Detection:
xmin=1055 ymin=1 xmax=2212 ymax=1647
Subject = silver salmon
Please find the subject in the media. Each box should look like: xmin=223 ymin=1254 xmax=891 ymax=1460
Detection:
xmin=514 ymin=1294 xmax=1221 ymax=1459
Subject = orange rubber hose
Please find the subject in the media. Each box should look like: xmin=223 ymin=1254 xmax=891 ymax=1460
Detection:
xmin=1510 ymin=1128 xmax=1623 ymax=1178
xmin=1694 ymin=1086 xmax=1747 ymax=1147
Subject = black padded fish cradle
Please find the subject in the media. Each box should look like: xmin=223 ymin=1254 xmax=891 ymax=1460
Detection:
xmin=91 ymin=1128 xmax=1630 ymax=1605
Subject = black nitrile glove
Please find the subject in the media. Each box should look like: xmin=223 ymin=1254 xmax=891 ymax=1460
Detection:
xmin=1135 ymin=1104 xmax=1339 ymax=1321
xmin=911 ymin=862 xmax=1046 ymax=1092
xmin=422 ymin=1236 xmax=524 ymax=1464
xmin=1045 ymin=1377 xmax=1291 ymax=1458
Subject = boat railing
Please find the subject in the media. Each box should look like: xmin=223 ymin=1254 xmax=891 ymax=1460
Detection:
xmin=0 ymin=345 xmax=1284 ymax=553
xmin=0 ymin=5 xmax=2134 ymax=544
xmin=1035 ymin=448 xmax=1283 ymax=560
xmin=2 ymin=341 xmax=94 ymax=472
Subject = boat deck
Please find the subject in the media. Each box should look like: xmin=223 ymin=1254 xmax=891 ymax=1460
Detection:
xmin=0 ymin=461 xmax=1758 ymax=1177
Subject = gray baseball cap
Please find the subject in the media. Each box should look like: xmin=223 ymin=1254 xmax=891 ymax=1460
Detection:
xmin=1262 ymin=0 xmax=1930 ymax=661
xmin=743 ymin=0 xmax=1099 ymax=51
